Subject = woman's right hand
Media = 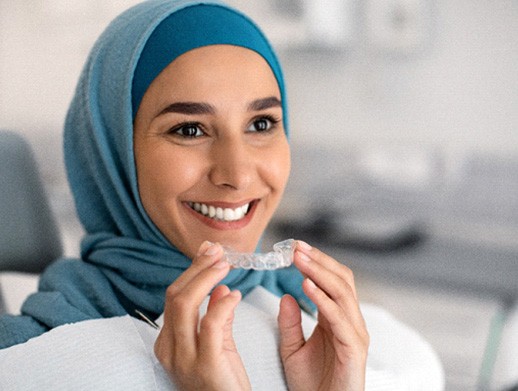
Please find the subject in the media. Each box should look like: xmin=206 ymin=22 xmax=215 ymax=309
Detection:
xmin=154 ymin=241 xmax=251 ymax=391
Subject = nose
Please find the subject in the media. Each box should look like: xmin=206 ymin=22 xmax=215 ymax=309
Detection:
xmin=208 ymin=137 xmax=255 ymax=190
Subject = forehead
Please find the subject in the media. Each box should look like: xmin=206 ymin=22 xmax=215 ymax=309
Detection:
xmin=146 ymin=45 xmax=281 ymax=102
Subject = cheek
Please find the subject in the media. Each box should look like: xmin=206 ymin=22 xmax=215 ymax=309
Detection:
xmin=136 ymin=145 xmax=205 ymax=215
xmin=262 ymin=142 xmax=291 ymax=192
xmin=149 ymin=149 xmax=205 ymax=197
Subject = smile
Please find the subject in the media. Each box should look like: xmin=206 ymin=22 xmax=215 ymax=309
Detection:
xmin=188 ymin=201 xmax=251 ymax=222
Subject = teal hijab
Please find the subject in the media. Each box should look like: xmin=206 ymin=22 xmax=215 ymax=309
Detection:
xmin=0 ymin=0 xmax=311 ymax=347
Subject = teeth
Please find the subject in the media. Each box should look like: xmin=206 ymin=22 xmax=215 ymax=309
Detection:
xmin=224 ymin=208 xmax=235 ymax=221
xmin=189 ymin=202 xmax=251 ymax=222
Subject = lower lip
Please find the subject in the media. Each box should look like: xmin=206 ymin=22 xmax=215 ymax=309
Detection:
xmin=183 ymin=201 xmax=258 ymax=230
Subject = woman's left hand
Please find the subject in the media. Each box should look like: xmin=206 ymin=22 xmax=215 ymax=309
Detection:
xmin=278 ymin=241 xmax=370 ymax=391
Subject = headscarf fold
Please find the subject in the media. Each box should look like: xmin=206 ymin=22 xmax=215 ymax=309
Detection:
xmin=17 ymin=0 xmax=312 ymax=342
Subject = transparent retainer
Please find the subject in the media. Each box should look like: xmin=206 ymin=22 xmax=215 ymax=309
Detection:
xmin=223 ymin=239 xmax=296 ymax=270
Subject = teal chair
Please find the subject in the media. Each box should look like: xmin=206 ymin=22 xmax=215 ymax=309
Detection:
xmin=0 ymin=131 xmax=62 ymax=311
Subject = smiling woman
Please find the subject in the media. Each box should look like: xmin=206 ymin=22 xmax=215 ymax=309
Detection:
xmin=0 ymin=0 xmax=443 ymax=390
xmin=134 ymin=45 xmax=290 ymax=259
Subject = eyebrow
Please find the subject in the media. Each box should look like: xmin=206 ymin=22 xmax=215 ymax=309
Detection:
xmin=158 ymin=102 xmax=215 ymax=116
xmin=247 ymin=96 xmax=282 ymax=111
xmin=157 ymin=96 xmax=282 ymax=117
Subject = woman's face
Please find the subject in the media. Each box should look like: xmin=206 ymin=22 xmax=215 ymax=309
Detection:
xmin=134 ymin=45 xmax=290 ymax=259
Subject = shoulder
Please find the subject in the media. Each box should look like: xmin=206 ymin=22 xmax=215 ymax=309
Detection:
xmin=38 ymin=258 xmax=110 ymax=291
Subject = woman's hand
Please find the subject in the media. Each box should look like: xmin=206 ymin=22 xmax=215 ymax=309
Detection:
xmin=278 ymin=241 xmax=369 ymax=391
xmin=154 ymin=241 xmax=251 ymax=391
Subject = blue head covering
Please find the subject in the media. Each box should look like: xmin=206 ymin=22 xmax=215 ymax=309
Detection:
xmin=11 ymin=0 xmax=312 ymax=342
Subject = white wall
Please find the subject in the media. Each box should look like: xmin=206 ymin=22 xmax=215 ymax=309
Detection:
xmin=0 ymin=0 xmax=142 ymax=184
xmin=266 ymin=0 xmax=517 ymax=157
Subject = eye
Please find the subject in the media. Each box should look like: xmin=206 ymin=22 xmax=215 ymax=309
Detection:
xmin=247 ymin=116 xmax=279 ymax=133
xmin=172 ymin=123 xmax=205 ymax=138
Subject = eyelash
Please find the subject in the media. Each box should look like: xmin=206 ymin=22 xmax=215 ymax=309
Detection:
xmin=248 ymin=115 xmax=281 ymax=133
xmin=167 ymin=114 xmax=282 ymax=139
xmin=169 ymin=122 xmax=205 ymax=138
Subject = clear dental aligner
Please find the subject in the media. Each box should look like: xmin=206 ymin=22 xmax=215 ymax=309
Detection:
xmin=223 ymin=239 xmax=296 ymax=270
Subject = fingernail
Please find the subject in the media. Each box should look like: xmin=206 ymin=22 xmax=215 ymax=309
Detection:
xmin=230 ymin=290 xmax=241 ymax=299
xmin=297 ymin=240 xmax=312 ymax=252
xmin=306 ymin=278 xmax=317 ymax=289
xmin=298 ymin=251 xmax=311 ymax=263
xmin=204 ymin=242 xmax=220 ymax=256
xmin=197 ymin=241 xmax=214 ymax=256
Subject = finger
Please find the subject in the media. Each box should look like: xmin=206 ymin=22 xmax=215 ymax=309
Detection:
xmin=211 ymin=287 xmax=239 ymax=350
xmin=278 ymin=294 xmax=305 ymax=362
xmin=296 ymin=241 xmax=356 ymax=296
xmin=295 ymin=252 xmax=366 ymax=329
xmin=168 ymin=242 xmax=225 ymax=296
xmin=162 ymin=254 xmax=230 ymax=361
xmin=206 ymin=285 xmax=233 ymax=347
xmin=198 ymin=290 xmax=242 ymax=359
xmin=154 ymin=326 xmax=176 ymax=372
xmin=303 ymin=278 xmax=365 ymax=345
xmin=294 ymin=242 xmax=359 ymax=304
xmin=294 ymin=249 xmax=357 ymax=302
xmin=166 ymin=257 xmax=230 ymax=327
xmin=208 ymin=285 xmax=231 ymax=311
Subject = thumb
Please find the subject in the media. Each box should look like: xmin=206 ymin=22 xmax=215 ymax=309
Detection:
xmin=278 ymin=294 xmax=305 ymax=361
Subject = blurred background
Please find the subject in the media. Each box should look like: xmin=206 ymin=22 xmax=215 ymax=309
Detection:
xmin=0 ymin=0 xmax=517 ymax=389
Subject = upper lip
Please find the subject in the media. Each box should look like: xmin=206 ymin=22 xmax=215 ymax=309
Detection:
xmin=186 ymin=199 xmax=257 ymax=208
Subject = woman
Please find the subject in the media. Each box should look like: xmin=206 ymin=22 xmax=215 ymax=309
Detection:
xmin=132 ymin=8 xmax=368 ymax=387
xmin=0 ymin=1 xmax=443 ymax=390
